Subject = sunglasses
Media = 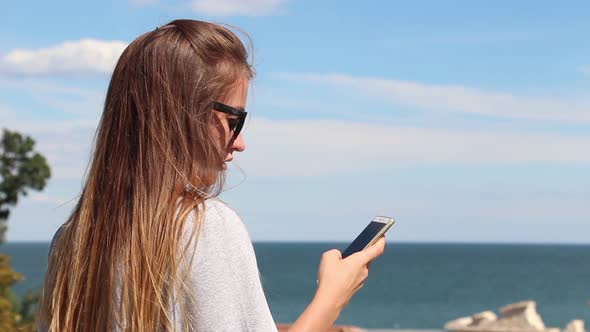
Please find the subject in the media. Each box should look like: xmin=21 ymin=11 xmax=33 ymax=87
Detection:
xmin=212 ymin=101 xmax=248 ymax=141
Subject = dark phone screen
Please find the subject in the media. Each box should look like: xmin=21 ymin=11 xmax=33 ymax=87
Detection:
xmin=342 ymin=221 xmax=386 ymax=258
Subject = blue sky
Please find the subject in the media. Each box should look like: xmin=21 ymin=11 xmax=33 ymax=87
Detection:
xmin=1 ymin=0 xmax=589 ymax=243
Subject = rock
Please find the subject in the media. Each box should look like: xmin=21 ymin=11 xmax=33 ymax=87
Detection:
xmin=473 ymin=311 xmax=498 ymax=326
xmin=444 ymin=311 xmax=498 ymax=331
xmin=495 ymin=301 xmax=546 ymax=330
xmin=564 ymin=320 xmax=585 ymax=332
xmin=445 ymin=316 xmax=475 ymax=331
xmin=444 ymin=300 xmax=560 ymax=332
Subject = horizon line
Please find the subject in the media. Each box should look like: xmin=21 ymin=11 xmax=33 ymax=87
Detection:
xmin=2 ymin=240 xmax=590 ymax=246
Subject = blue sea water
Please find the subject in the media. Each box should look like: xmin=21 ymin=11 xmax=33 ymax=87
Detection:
xmin=2 ymin=242 xmax=589 ymax=329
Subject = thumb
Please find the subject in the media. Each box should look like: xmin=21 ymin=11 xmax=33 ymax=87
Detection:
xmin=361 ymin=237 xmax=386 ymax=263
xmin=322 ymin=249 xmax=343 ymax=261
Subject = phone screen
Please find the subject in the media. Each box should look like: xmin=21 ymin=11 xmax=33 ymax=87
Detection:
xmin=342 ymin=219 xmax=392 ymax=258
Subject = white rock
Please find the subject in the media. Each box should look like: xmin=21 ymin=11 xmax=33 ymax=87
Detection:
xmin=445 ymin=316 xmax=473 ymax=331
xmin=444 ymin=300 xmax=560 ymax=332
xmin=472 ymin=311 xmax=498 ymax=326
xmin=564 ymin=320 xmax=585 ymax=332
xmin=496 ymin=300 xmax=546 ymax=330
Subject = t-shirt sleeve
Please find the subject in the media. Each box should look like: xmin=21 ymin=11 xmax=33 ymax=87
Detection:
xmin=178 ymin=199 xmax=278 ymax=332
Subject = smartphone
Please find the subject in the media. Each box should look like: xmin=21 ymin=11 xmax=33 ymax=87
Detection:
xmin=342 ymin=216 xmax=395 ymax=258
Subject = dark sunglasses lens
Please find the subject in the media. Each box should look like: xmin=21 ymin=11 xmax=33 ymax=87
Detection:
xmin=228 ymin=118 xmax=240 ymax=132
xmin=233 ymin=116 xmax=245 ymax=139
xmin=212 ymin=102 xmax=247 ymax=139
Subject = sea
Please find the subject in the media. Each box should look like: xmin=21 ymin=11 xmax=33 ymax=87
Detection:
xmin=1 ymin=242 xmax=589 ymax=329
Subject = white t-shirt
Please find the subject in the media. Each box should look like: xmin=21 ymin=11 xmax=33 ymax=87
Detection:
xmin=41 ymin=198 xmax=278 ymax=332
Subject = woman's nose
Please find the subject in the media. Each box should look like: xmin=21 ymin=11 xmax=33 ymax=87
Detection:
xmin=232 ymin=134 xmax=246 ymax=152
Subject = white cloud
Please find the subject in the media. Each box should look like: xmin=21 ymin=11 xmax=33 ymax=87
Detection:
xmin=126 ymin=0 xmax=286 ymax=16
xmin=1 ymin=80 xmax=102 ymax=182
xmin=578 ymin=66 xmax=590 ymax=76
xmin=0 ymin=79 xmax=105 ymax=116
xmin=4 ymin=102 xmax=589 ymax=242
xmin=0 ymin=39 xmax=127 ymax=77
xmin=8 ymin=95 xmax=589 ymax=182
xmin=4 ymin=119 xmax=97 ymax=181
xmin=1 ymin=100 xmax=99 ymax=181
xmin=129 ymin=0 xmax=159 ymax=6
xmin=277 ymin=73 xmax=590 ymax=124
xmin=191 ymin=0 xmax=286 ymax=16
xmin=235 ymin=117 xmax=590 ymax=177
xmin=3 ymin=70 xmax=589 ymax=183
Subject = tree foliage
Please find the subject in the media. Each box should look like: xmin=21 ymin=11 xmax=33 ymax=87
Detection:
xmin=0 ymin=128 xmax=51 ymax=244
xmin=0 ymin=128 xmax=51 ymax=330
xmin=0 ymin=255 xmax=37 ymax=331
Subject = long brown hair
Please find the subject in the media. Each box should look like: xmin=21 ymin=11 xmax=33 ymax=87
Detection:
xmin=39 ymin=19 xmax=254 ymax=331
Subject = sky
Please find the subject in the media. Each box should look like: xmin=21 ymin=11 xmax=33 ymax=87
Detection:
xmin=1 ymin=0 xmax=589 ymax=243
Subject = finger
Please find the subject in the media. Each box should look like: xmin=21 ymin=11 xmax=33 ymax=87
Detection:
xmin=322 ymin=249 xmax=342 ymax=261
xmin=362 ymin=237 xmax=386 ymax=262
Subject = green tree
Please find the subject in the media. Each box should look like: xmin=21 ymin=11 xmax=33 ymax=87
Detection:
xmin=0 ymin=128 xmax=51 ymax=331
xmin=0 ymin=128 xmax=51 ymax=244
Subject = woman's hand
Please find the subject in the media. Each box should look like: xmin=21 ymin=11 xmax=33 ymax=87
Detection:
xmin=288 ymin=237 xmax=386 ymax=332
xmin=315 ymin=236 xmax=386 ymax=311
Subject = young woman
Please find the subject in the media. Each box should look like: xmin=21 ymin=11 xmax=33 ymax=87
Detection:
xmin=38 ymin=19 xmax=386 ymax=332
